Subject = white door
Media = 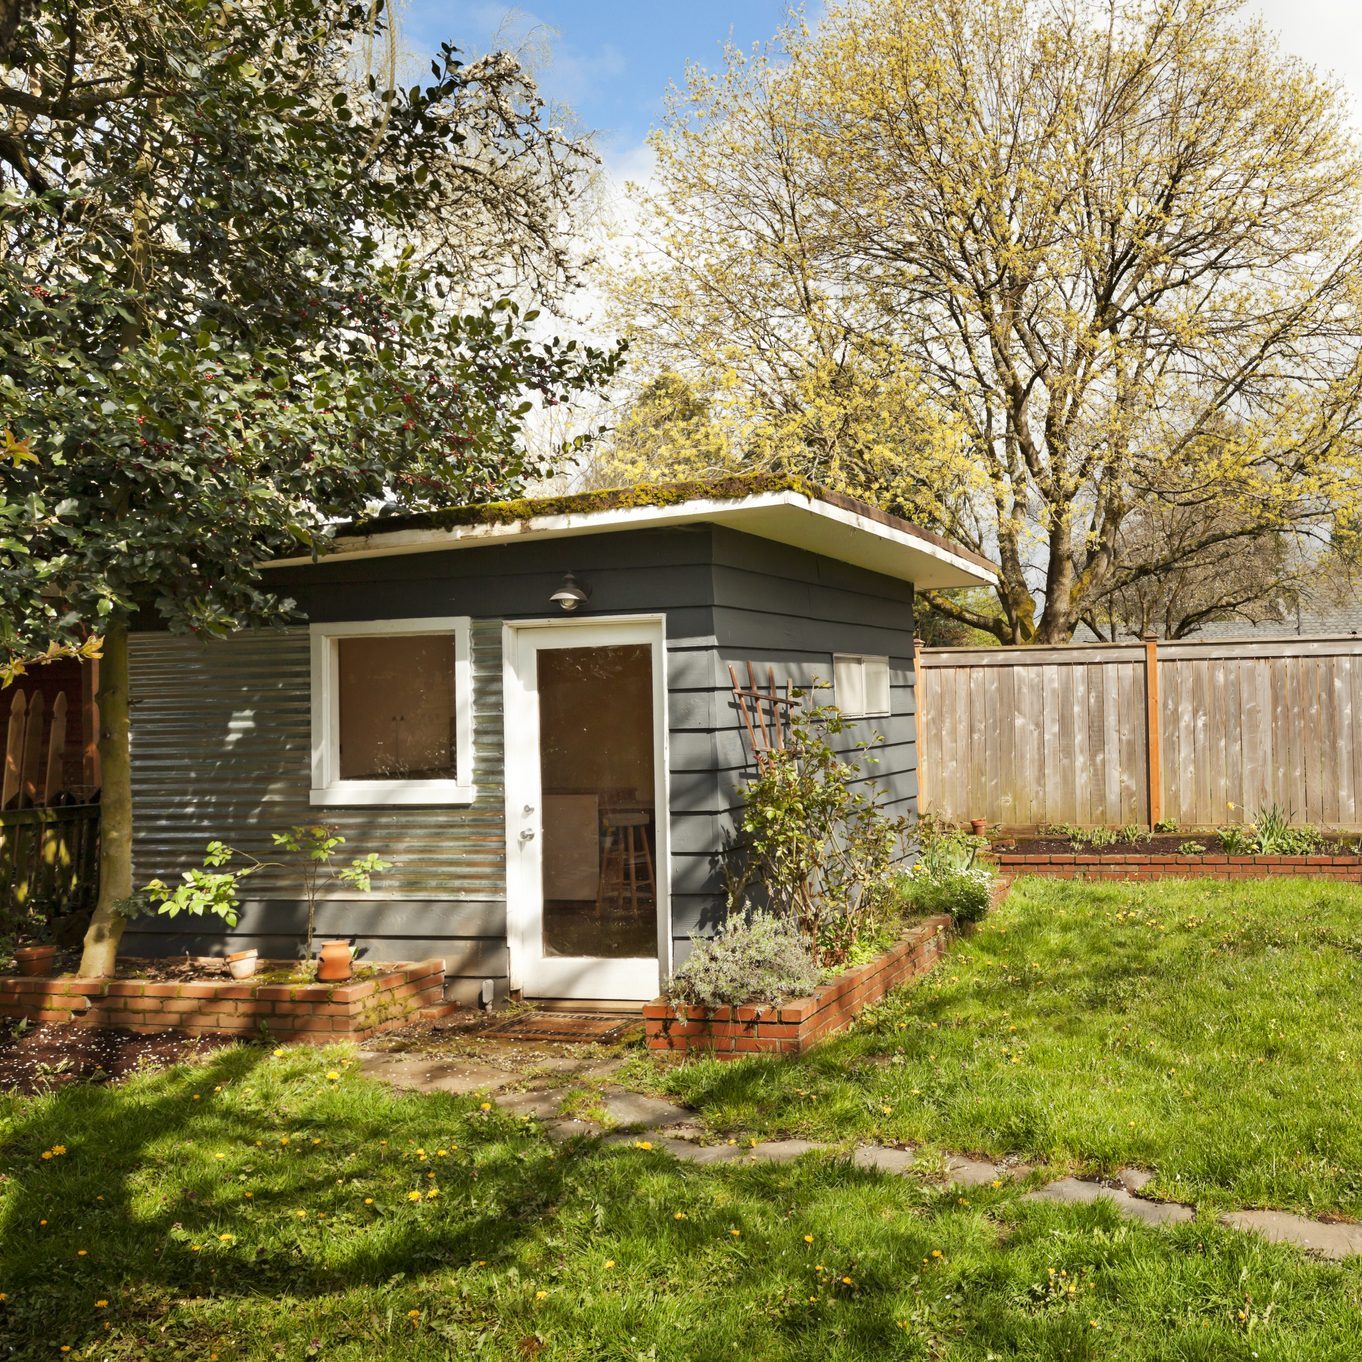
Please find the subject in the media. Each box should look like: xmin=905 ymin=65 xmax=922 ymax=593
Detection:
xmin=504 ymin=617 xmax=670 ymax=1000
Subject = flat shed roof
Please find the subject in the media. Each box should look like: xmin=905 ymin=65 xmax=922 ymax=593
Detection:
xmin=263 ymin=477 xmax=997 ymax=591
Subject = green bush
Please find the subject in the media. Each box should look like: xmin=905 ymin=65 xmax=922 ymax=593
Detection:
xmin=899 ymin=866 xmax=993 ymax=925
xmin=666 ymin=911 xmax=819 ymax=1009
xmin=901 ymin=818 xmax=996 ymax=926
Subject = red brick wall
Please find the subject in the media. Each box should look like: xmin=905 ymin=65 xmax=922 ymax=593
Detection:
xmin=0 ymin=960 xmax=446 ymax=1043
xmin=990 ymin=852 xmax=1362 ymax=883
xmin=644 ymin=916 xmax=954 ymax=1059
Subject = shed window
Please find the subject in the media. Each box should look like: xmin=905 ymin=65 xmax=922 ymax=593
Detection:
xmin=310 ymin=618 xmax=474 ymax=805
xmin=833 ymin=654 xmax=891 ymax=718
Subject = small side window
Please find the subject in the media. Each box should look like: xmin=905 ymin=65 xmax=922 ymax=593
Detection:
xmin=834 ymin=654 xmax=891 ymax=718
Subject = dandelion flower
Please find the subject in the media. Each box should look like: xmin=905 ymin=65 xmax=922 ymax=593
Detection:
xmin=272 ymin=1048 xmax=286 ymax=1057
xmin=407 ymin=1191 xmax=422 ymax=1202
xmin=326 ymin=1071 xmax=340 ymax=1081
xmin=729 ymin=1229 xmax=741 ymax=1238
xmin=633 ymin=1140 xmax=653 ymax=1151
xmin=426 ymin=1188 xmax=439 ymax=1199
xmin=364 ymin=1198 xmax=374 ymax=1205
xmin=218 ymin=1233 xmax=233 ymax=1243
xmin=535 ymin=1290 xmax=548 ymax=1301
xmin=604 ymin=1260 xmax=616 ymax=1269
xmin=214 ymin=1153 xmax=225 ymax=1161
xmin=931 ymin=1249 xmax=943 ymax=1259
xmin=408 ymin=1309 xmax=420 ymax=1319
xmin=76 ymin=1249 xmax=87 ymax=1257
xmin=674 ymin=1212 xmax=687 ymax=1220
xmin=842 ymin=1276 xmax=854 ymax=1285
xmin=95 ymin=1300 xmax=108 ymax=1308
xmin=803 ymin=1235 xmax=814 ymax=1244
xmin=52 ymin=1145 xmax=66 ymax=1156
xmin=479 ymin=1102 xmax=492 ymax=1112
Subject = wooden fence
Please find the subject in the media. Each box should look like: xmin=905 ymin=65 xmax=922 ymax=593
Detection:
xmin=1 ymin=685 xmax=100 ymax=924
xmin=917 ymin=636 xmax=1362 ymax=831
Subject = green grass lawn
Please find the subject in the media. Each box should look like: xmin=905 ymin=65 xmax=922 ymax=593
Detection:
xmin=629 ymin=877 xmax=1362 ymax=1218
xmin=3 ymin=1044 xmax=1362 ymax=1361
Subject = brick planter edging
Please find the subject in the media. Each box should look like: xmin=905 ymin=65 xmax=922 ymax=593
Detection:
xmin=989 ymin=851 xmax=1362 ymax=883
xmin=643 ymin=915 xmax=954 ymax=1059
xmin=0 ymin=959 xmax=447 ymax=1044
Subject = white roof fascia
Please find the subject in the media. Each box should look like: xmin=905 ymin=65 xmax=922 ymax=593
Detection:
xmin=261 ymin=490 xmax=996 ymax=590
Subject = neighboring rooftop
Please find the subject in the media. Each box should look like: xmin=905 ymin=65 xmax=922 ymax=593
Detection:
xmin=265 ymin=474 xmax=998 ymax=590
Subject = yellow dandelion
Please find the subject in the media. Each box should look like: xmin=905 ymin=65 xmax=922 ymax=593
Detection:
xmin=425 ymin=1188 xmax=439 ymax=1199
xmin=604 ymin=1260 xmax=616 ymax=1269
xmin=244 ymin=1191 xmax=253 ymax=1199
xmin=364 ymin=1197 xmax=374 ymax=1205
xmin=842 ymin=1276 xmax=854 ymax=1285
xmin=52 ymin=1145 xmax=66 ymax=1156
xmin=535 ymin=1290 xmax=548 ymax=1300
xmin=633 ymin=1140 xmax=653 ymax=1151
xmin=272 ymin=1048 xmax=286 ymax=1057
xmin=214 ymin=1153 xmax=226 ymax=1161
xmin=408 ymin=1308 xmax=420 ymax=1318
xmin=192 ymin=1094 xmax=201 ymax=1101
xmin=218 ymin=1233 xmax=233 ymax=1243
xmin=729 ymin=1229 xmax=741 ymax=1238
xmin=294 ymin=1210 xmax=307 ymax=1219
xmin=931 ymin=1249 xmax=943 ymax=1259
xmin=279 ymin=1136 xmax=289 ymax=1145
xmin=407 ymin=1191 xmax=422 ymax=1202
xmin=40 ymin=1151 xmax=51 ymax=1161
xmin=76 ymin=1249 xmax=87 ymax=1257
xmin=674 ymin=1211 xmax=687 ymax=1220
xmin=437 ymin=1149 xmax=448 ymax=1157
xmin=95 ymin=1299 xmax=107 ymax=1308
xmin=326 ymin=1071 xmax=340 ymax=1081
xmin=479 ymin=1102 xmax=492 ymax=1112
xmin=803 ymin=1235 xmax=814 ymax=1244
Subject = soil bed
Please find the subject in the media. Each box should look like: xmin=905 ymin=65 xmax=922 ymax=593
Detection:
xmin=994 ymin=833 xmax=1359 ymax=858
xmin=0 ymin=1022 xmax=233 ymax=1095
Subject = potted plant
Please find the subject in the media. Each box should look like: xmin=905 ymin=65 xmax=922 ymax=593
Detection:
xmin=316 ymin=940 xmax=353 ymax=981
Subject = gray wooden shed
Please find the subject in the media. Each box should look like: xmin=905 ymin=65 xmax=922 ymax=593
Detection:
xmin=124 ymin=479 xmax=994 ymax=1002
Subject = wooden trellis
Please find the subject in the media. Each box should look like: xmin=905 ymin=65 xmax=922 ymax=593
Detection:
xmin=727 ymin=662 xmax=797 ymax=769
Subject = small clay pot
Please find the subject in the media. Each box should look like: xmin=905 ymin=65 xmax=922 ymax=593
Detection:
xmin=226 ymin=948 xmax=258 ymax=981
xmin=15 ymin=944 xmax=57 ymax=977
xmin=970 ymin=818 xmax=988 ymax=838
xmin=316 ymin=940 xmax=353 ymax=982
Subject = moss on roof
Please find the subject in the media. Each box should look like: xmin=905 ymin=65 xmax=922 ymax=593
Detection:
xmin=356 ymin=472 xmax=823 ymax=536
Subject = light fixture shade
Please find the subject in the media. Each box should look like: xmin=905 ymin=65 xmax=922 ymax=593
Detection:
xmin=549 ymin=572 xmax=590 ymax=611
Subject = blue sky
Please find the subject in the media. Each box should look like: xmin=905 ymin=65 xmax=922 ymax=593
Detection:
xmin=401 ymin=2 xmax=1359 ymax=169
xmin=401 ymin=2 xmax=811 ymax=159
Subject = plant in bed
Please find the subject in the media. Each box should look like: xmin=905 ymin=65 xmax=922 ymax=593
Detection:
xmin=899 ymin=819 xmax=995 ymax=926
xmin=666 ymin=911 xmax=819 ymax=1010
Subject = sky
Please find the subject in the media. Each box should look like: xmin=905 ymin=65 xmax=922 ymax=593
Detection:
xmin=402 ymin=0 xmax=1362 ymax=175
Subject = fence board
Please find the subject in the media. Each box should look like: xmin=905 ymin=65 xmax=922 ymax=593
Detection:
xmin=920 ymin=636 xmax=1362 ymax=830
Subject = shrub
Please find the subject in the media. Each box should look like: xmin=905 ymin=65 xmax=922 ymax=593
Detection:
xmin=666 ymin=911 xmax=819 ymax=1010
xmin=901 ymin=818 xmax=995 ymax=926
xmin=899 ymin=866 xmax=994 ymax=925
xmin=730 ymin=699 xmax=909 ymax=967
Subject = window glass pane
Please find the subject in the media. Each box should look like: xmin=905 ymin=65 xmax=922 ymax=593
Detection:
xmin=834 ymin=655 xmax=865 ymax=716
xmin=337 ymin=634 xmax=457 ymax=780
xmin=537 ymin=643 xmax=656 ymax=959
xmin=865 ymin=657 xmax=891 ymax=714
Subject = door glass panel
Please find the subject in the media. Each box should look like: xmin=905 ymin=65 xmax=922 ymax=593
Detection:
xmin=537 ymin=644 xmax=656 ymax=959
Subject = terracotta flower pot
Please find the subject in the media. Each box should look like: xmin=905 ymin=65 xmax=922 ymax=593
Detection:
xmin=226 ymin=948 xmax=259 ymax=981
xmin=316 ymin=940 xmax=353 ymax=982
xmin=15 ymin=944 xmax=57 ymax=977
xmin=970 ymin=818 xmax=988 ymax=838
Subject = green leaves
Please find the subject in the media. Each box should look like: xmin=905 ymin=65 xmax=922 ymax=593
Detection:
xmin=0 ymin=0 xmax=621 ymax=673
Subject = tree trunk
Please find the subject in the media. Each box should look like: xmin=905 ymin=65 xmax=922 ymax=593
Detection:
xmin=78 ymin=618 xmax=132 ymax=976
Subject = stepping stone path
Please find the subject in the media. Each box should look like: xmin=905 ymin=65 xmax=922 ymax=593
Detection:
xmin=363 ymin=1056 xmax=1362 ymax=1261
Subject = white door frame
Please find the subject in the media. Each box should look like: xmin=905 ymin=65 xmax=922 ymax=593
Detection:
xmin=502 ymin=614 xmax=672 ymax=1000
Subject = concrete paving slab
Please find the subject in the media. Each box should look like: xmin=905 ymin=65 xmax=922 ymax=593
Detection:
xmin=1025 ymin=1177 xmax=1193 ymax=1226
xmin=596 ymin=1089 xmax=695 ymax=1130
xmin=1115 ymin=1167 xmax=1155 ymax=1194
xmin=851 ymin=1145 xmax=917 ymax=1174
xmin=744 ymin=1139 xmax=823 ymax=1164
xmin=1221 ymin=1210 xmax=1362 ymax=1260
xmin=944 ymin=1156 xmax=1007 ymax=1187
xmin=496 ymin=1089 xmax=565 ymax=1120
xmin=359 ymin=1054 xmax=514 ymax=1095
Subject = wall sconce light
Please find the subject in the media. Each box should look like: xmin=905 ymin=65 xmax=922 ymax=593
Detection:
xmin=549 ymin=572 xmax=591 ymax=612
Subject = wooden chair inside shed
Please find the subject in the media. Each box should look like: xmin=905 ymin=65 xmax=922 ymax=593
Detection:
xmin=597 ymin=806 xmax=656 ymax=916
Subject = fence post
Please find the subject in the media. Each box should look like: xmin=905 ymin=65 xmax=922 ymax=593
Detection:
xmin=913 ymin=636 xmax=927 ymax=810
xmin=1143 ymin=634 xmax=1162 ymax=830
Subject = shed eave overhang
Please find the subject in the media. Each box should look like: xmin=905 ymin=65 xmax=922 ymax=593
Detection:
xmin=261 ymin=490 xmax=997 ymax=590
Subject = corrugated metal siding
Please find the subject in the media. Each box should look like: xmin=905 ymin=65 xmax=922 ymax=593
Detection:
xmin=128 ymin=622 xmax=506 ymax=902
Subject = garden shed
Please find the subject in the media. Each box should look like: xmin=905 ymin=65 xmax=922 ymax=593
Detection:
xmin=123 ymin=477 xmax=995 ymax=1002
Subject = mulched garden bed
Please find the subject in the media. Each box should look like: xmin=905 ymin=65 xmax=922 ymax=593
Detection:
xmin=0 ymin=1021 xmax=234 ymax=1095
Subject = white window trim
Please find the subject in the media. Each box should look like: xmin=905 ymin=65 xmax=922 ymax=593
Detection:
xmin=833 ymin=652 xmax=892 ymax=719
xmin=309 ymin=616 xmax=475 ymax=806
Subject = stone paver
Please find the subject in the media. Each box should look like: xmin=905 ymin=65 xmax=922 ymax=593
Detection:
xmin=497 ymin=1089 xmax=564 ymax=1120
xmin=944 ymin=1155 xmax=1008 ymax=1187
xmin=744 ymin=1138 xmax=823 ymax=1164
xmin=1025 ymin=1177 xmax=1194 ymax=1227
xmin=596 ymin=1089 xmax=695 ymax=1130
xmin=1115 ymin=1167 xmax=1155 ymax=1194
xmin=1221 ymin=1210 xmax=1362 ymax=1261
xmin=851 ymin=1145 xmax=917 ymax=1174
xmin=359 ymin=1054 xmax=513 ymax=1095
